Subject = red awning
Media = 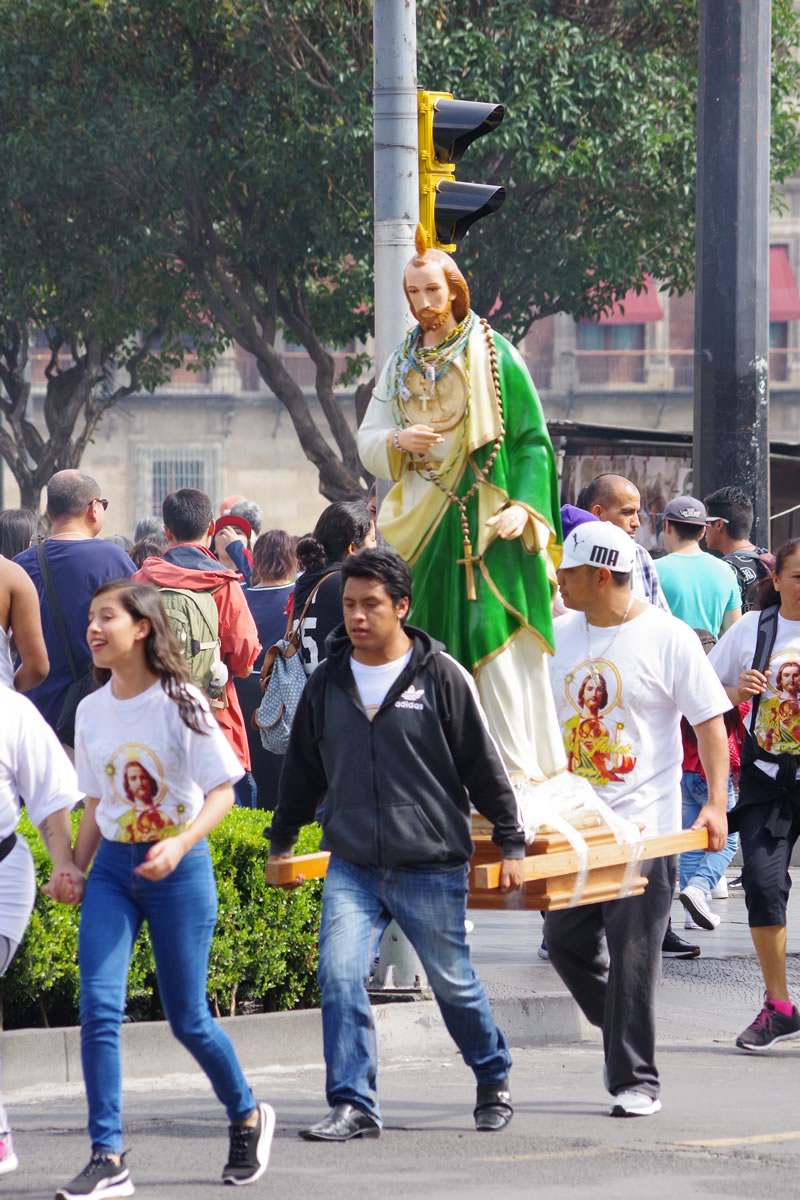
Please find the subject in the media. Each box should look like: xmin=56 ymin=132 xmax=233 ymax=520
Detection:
xmin=770 ymin=246 xmax=800 ymax=322
xmin=597 ymin=275 xmax=663 ymax=325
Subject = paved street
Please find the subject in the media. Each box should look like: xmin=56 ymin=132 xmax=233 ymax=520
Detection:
xmin=7 ymin=881 xmax=800 ymax=1199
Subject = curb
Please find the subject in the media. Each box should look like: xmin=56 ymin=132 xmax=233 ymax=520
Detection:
xmin=3 ymin=991 xmax=589 ymax=1096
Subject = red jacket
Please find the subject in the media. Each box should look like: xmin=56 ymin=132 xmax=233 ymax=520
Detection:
xmin=135 ymin=547 xmax=260 ymax=770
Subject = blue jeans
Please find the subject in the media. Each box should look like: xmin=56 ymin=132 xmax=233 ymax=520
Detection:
xmin=318 ymin=855 xmax=511 ymax=1123
xmin=79 ymin=839 xmax=255 ymax=1153
xmin=680 ymin=771 xmax=738 ymax=892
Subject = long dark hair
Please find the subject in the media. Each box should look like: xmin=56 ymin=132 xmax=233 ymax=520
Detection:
xmin=296 ymin=500 xmax=372 ymax=573
xmin=751 ymin=538 xmax=800 ymax=611
xmin=90 ymin=580 xmax=208 ymax=734
xmin=0 ymin=508 xmax=37 ymax=559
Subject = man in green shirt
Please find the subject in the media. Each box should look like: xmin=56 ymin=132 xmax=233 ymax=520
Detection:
xmin=655 ymin=497 xmax=741 ymax=637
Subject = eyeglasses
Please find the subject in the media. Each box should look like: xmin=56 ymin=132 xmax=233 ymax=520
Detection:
xmin=705 ymin=516 xmax=728 ymax=527
xmin=93 ymin=498 xmax=109 ymax=511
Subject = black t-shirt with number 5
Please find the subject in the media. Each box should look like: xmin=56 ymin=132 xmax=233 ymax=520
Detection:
xmin=291 ymin=564 xmax=344 ymax=675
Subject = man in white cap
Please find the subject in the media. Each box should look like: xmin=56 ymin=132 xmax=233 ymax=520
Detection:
xmin=655 ymin=495 xmax=742 ymax=637
xmin=545 ymin=521 xmax=731 ymax=1118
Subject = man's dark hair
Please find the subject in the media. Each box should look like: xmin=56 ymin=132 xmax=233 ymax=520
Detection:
xmin=704 ymin=485 xmax=754 ymax=541
xmin=665 ymin=519 xmax=704 ymax=544
xmin=341 ymin=547 xmax=412 ymax=614
xmin=162 ymin=489 xmax=214 ymax=543
xmin=47 ymin=471 xmax=101 ymax=519
xmin=609 ymin=570 xmax=633 ymax=587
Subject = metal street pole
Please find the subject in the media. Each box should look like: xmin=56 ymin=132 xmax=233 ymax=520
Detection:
xmin=373 ymin=0 xmax=418 ymax=377
xmin=370 ymin=0 xmax=427 ymax=994
xmin=693 ymin=0 xmax=771 ymax=546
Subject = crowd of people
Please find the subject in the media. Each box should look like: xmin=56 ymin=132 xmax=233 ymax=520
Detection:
xmin=0 ymin=458 xmax=797 ymax=1193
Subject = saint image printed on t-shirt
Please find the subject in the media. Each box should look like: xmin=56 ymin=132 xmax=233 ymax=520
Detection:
xmin=758 ymin=655 xmax=800 ymax=757
xmin=106 ymin=743 xmax=189 ymax=842
xmin=562 ymin=660 xmax=636 ymax=787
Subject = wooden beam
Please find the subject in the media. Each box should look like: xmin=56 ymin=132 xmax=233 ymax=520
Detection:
xmin=266 ymin=852 xmax=331 ymax=885
xmin=472 ymin=828 xmax=709 ymax=890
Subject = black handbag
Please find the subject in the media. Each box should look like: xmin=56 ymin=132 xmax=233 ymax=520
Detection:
xmin=36 ymin=542 xmax=98 ymax=747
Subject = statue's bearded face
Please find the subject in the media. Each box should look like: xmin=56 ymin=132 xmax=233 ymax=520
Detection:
xmin=404 ymin=261 xmax=455 ymax=331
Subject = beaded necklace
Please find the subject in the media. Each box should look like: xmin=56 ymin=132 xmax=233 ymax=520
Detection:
xmin=396 ymin=311 xmax=475 ymax=402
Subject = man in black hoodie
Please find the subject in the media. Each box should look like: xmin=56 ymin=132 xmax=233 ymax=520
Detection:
xmin=268 ymin=548 xmax=525 ymax=1142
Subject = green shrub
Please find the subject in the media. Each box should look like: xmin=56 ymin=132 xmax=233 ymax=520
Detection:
xmin=1 ymin=809 xmax=323 ymax=1029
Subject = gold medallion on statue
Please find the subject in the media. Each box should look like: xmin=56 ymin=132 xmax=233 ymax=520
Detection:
xmin=399 ymin=362 xmax=468 ymax=434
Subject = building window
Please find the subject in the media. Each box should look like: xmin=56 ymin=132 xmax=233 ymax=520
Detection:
xmin=576 ymin=321 xmax=646 ymax=385
xmin=770 ymin=321 xmax=788 ymax=383
xmin=132 ymin=444 xmax=223 ymax=521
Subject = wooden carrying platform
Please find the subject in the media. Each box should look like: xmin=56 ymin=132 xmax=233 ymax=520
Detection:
xmin=468 ymin=816 xmax=708 ymax=910
xmin=266 ymin=816 xmax=708 ymax=911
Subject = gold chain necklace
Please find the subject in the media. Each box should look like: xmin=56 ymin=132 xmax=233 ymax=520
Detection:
xmin=413 ymin=318 xmax=505 ymax=602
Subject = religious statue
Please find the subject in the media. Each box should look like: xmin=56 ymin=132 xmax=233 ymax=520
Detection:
xmin=357 ymin=226 xmax=570 ymax=797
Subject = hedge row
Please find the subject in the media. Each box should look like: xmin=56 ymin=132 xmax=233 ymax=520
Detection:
xmin=1 ymin=809 xmax=323 ymax=1030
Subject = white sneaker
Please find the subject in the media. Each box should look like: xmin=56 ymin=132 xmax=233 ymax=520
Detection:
xmin=684 ymin=912 xmax=702 ymax=931
xmin=679 ymin=884 xmax=721 ymax=930
xmin=609 ymin=1090 xmax=662 ymax=1117
xmin=710 ymin=877 xmax=729 ymax=900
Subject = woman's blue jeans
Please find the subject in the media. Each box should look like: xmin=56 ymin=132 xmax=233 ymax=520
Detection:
xmin=318 ymin=855 xmax=511 ymax=1123
xmin=680 ymin=771 xmax=738 ymax=892
xmin=78 ymin=839 xmax=255 ymax=1153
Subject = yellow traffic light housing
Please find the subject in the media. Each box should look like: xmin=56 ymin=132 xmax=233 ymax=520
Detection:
xmin=417 ymin=90 xmax=506 ymax=252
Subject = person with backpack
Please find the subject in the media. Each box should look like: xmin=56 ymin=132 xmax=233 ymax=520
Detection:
xmin=291 ymin=500 xmax=376 ymax=675
xmin=708 ymin=538 xmax=800 ymax=1050
xmin=51 ymin=580 xmax=273 ymax=1197
xmin=133 ymin=489 xmax=260 ymax=775
xmin=704 ymin=486 xmax=773 ymax=612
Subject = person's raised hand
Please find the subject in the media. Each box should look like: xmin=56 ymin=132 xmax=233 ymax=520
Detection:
xmin=396 ymin=425 xmax=445 ymax=456
xmin=486 ymin=505 xmax=528 ymax=541
xmin=215 ymin=526 xmax=246 ymax=551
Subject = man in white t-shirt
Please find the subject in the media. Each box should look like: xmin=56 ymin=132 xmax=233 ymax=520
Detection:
xmin=268 ymin=548 xmax=525 ymax=1142
xmin=546 ymin=522 xmax=730 ymax=1117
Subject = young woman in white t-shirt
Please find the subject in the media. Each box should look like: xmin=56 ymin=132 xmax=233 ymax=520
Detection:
xmin=709 ymin=538 xmax=800 ymax=1052
xmin=0 ymin=689 xmax=82 ymax=1180
xmin=53 ymin=580 xmax=274 ymax=1200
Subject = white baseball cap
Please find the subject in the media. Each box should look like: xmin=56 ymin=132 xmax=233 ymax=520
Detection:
xmin=560 ymin=521 xmax=636 ymax=573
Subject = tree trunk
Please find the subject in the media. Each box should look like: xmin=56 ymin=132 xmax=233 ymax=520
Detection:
xmin=18 ymin=481 xmax=43 ymax=512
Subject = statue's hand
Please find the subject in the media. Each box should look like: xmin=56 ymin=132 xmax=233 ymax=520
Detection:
xmin=486 ymin=504 xmax=528 ymax=540
xmin=397 ymin=424 xmax=445 ymax=455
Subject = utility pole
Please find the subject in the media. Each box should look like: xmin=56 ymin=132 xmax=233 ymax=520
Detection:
xmin=693 ymin=0 xmax=771 ymax=546
xmin=373 ymin=0 xmax=418 ymax=378
xmin=370 ymin=0 xmax=427 ymax=994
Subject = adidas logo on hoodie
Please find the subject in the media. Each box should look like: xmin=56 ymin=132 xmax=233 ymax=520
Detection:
xmin=395 ymin=685 xmax=424 ymax=712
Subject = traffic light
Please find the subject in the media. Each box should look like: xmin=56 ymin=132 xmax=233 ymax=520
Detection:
xmin=417 ymin=90 xmax=506 ymax=252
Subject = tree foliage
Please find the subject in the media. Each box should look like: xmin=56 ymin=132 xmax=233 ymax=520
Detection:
xmin=1 ymin=0 xmax=798 ymax=503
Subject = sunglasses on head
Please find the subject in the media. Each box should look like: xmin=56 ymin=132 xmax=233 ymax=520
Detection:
xmin=93 ymin=497 xmax=109 ymax=511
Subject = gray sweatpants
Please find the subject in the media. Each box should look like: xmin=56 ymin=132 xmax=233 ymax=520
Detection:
xmin=544 ymin=856 xmax=675 ymax=1100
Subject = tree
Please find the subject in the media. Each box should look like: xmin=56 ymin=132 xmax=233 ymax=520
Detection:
xmin=4 ymin=0 xmax=799 ymax=503
xmin=0 ymin=0 xmax=225 ymax=509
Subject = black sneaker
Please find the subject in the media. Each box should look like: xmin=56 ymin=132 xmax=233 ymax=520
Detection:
xmin=222 ymin=1102 xmax=275 ymax=1186
xmin=661 ymin=927 xmax=700 ymax=958
xmin=55 ymin=1152 xmax=134 ymax=1198
xmin=736 ymin=999 xmax=800 ymax=1052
